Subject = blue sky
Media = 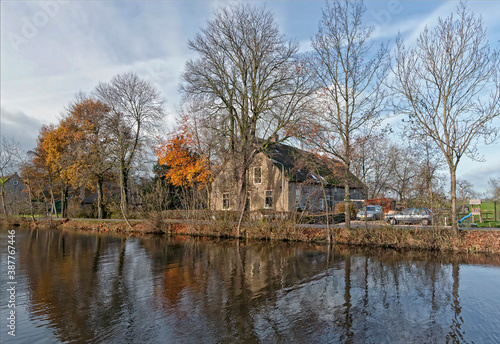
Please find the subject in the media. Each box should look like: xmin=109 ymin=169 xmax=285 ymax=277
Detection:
xmin=1 ymin=0 xmax=499 ymax=194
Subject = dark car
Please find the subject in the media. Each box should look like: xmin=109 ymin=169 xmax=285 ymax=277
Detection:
xmin=386 ymin=207 xmax=435 ymax=226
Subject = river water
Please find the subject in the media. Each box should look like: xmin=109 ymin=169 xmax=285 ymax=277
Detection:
xmin=1 ymin=226 xmax=499 ymax=344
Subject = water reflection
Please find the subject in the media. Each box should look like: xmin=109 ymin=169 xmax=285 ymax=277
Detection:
xmin=1 ymin=227 xmax=499 ymax=343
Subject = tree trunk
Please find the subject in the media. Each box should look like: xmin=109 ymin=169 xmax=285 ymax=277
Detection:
xmin=321 ymin=184 xmax=331 ymax=243
xmin=119 ymin=165 xmax=129 ymax=217
xmin=50 ymin=189 xmax=58 ymax=218
xmin=344 ymin=151 xmax=351 ymax=230
xmin=1 ymin=188 xmax=7 ymax=215
xmin=97 ymin=176 xmax=104 ymax=219
xmin=344 ymin=181 xmax=351 ymax=229
xmin=27 ymin=185 xmax=35 ymax=221
xmin=236 ymin=165 xmax=248 ymax=238
xmin=61 ymin=185 xmax=68 ymax=218
xmin=450 ymin=167 xmax=458 ymax=235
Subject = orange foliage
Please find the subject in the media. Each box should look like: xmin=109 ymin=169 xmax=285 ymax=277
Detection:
xmin=31 ymin=98 xmax=110 ymax=190
xmin=155 ymin=120 xmax=212 ymax=188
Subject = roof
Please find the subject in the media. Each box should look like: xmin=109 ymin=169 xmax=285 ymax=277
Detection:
xmin=262 ymin=141 xmax=363 ymax=188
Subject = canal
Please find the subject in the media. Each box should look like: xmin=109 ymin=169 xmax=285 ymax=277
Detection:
xmin=1 ymin=226 xmax=499 ymax=343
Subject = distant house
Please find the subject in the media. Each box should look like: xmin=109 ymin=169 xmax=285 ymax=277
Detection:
xmin=2 ymin=172 xmax=28 ymax=210
xmin=211 ymin=141 xmax=364 ymax=213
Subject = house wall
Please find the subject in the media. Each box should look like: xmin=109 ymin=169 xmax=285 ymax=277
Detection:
xmin=2 ymin=173 xmax=28 ymax=213
xmin=289 ymin=183 xmax=357 ymax=212
xmin=4 ymin=174 xmax=27 ymax=200
xmin=211 ymin=154 xmax=364 ymax=213
xmin=211 ymin=153 xmax=289 ymax=212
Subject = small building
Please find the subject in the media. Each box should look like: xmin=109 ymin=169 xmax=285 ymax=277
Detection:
xmin=211 ymin=141 xmax=364 ymax=213
xmin=367 ymin=197 xmax=396 ymax=214
xmin=2 ymin=172 xmax=28 ymax=211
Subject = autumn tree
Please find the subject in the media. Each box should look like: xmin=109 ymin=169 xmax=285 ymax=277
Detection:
xmin=181 ymin=4 xmax=312 ymax=234
xmin=31 ymin=124 xmax=70 ymax=217
xmin=155 ymin=117 xmax=213 ymax=198
xmin=61 ymin=96 xmax=111 ymax=218
xmin=306 ymin=0 xmax=390 ymax=229
xmin=393 ymin=2 xmax=500 ymax=234
xmin=95 ymin=72 xmax=165 ymax=216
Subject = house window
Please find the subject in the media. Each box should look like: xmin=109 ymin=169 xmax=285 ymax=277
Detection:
xmin=326 ymin=195 xmax=332 ymax=208
xmin=254 ymin=167 xmax=262 ymax=184
xmin=265 ymin=190 xmax=273 ymax=208
xmin=320 ymin=198 xmax=325 ymax=211
xmin=222 ymin=193 xmax=230 ymax=210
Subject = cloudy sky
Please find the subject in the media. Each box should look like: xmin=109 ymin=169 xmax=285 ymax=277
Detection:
xmin=1 ymin=0 xmax=499 ymax=194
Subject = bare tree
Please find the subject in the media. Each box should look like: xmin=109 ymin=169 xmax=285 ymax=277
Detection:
xmin=487 ymin=177 xmax=500 ymax=201
xmin=96 ymin=73 xmax=165 ymax=216
xmin=411 ymin=137 xmax=446 ymax=210
xmin=385 ymin=144 xmax=419 ymax=207
xmin=181 ymin=4 xmax=312 ymax=235
xmin=12 ymin=144 xmax=36 ymax=220
xmin=456 ymin=179 xmax=475 ymax=211
xmin=306 ymin=0 xmax=390 ymax=229
xmin=393 ymin=2 xmax=500 ymax=234
xmin=0 ymin=138 xmax=18 ymax=214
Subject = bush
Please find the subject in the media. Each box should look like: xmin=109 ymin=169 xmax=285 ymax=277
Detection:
xmin=334 ymin=202 xmax=358 ymax=219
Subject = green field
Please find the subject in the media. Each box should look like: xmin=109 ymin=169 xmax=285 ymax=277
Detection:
xmin=480 ymin=201 xmax=499 ymax=222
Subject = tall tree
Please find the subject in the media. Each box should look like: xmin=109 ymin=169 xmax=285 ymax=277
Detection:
xmin=32 ymin=124 xmax=72 ymax=217
xmin=62 ymin=96 xmax=112 ymax=218
xmin=181 ymin=4 xmax=312 ymax=235
xmin=393 ymin=2 xmax=500 ymax=234
xmin=95 ymin=73 xmax=165 ymax=216
xmin=307 ymin=0 xmax=390 ymax=229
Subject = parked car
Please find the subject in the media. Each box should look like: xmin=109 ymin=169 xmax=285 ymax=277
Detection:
xmin=386 ymin=207 xmax=435 ymax=226
xmin=356 ymin=205 xmax=383 ymax=220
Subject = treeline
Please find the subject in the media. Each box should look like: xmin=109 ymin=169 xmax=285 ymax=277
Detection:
xmin=3 ymin=1 xmax=500 ymax=234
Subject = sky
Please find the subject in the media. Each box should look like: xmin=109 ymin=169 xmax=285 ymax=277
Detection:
xmin=1 ymin=0 xmax=499 ymax=195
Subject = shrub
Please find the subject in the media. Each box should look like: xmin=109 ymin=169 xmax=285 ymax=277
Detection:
xmin=334 ymin=202 xmax=358 ymax=217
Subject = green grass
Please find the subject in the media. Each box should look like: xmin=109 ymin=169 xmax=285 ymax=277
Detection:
xmin=480 ymin=201 xmax=499 ymax=223
xmin=474 ymin=222 xmax=500 ymax=228
xmin=482 ymin=201 xmax=498 ymax=212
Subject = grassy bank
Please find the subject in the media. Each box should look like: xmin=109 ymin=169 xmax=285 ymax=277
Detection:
xmin=4 ymin=217 xmax=500 ymax=254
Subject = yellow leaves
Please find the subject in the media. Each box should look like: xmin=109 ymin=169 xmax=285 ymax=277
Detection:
xmin=33 ymin=98 xmax=110 ymax=189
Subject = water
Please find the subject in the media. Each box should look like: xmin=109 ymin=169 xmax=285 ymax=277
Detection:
xmin=1 ymin=226 xmax=499 ymax=343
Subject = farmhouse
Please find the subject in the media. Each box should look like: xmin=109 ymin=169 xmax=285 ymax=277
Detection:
xmin=211 ymin=141 xmax=364 ymax=213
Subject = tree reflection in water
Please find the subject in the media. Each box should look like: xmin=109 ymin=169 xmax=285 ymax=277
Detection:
xmin=7 ymin=227 xmax=500 ymax=343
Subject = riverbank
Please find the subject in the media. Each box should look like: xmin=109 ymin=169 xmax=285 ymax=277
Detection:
xmin=4 ymin=217 xmax=500 ymax=254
